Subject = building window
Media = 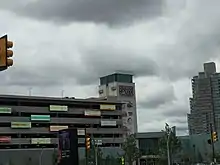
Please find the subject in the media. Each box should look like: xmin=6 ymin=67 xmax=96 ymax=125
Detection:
xmin=128 ymin=112 xmax=133 ymax=116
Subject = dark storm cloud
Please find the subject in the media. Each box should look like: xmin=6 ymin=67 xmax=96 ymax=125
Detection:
xmin=11 ymin=0 xmax=163 ymax=26
xmin=79 ymin=48 xmax=159 ymax=85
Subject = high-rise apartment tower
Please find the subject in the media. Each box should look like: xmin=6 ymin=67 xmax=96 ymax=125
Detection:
xmin=188 ymin=62 xmax=220 ymax=135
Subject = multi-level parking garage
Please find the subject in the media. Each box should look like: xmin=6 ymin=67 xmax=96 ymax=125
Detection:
xmin=0 ymin=95 xmax=125 ymax=149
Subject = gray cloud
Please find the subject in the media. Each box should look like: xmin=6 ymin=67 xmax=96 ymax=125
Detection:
xmin=80 ymin=47 xmax=159 ymax=84
xmin=0 ymin=48 xmax=159 ymax=88
xmin=138 ymin=81 xmax=176 ymax=109
xmin=5 ymin=0 xmax=163 ymax=26
xmin=156 ymin=0 xmax=220 ymax=80
xmin=1 ymin=0 xmax=220 ymax=134
xmin=161 ymin=103 xmax=189 ymax=118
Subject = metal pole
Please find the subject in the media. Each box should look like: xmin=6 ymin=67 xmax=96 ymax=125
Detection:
xmin=167 ymin=134 xmax=171 ymax=165
xmin=39 ymin=148 xmax=44 ymax=165
xmin=85 ymin=128 xmax=88 ymax=165
xmin=192 ymin=144 xmax=196 ymax=163
xmin=210 ymin=123 xmax=215 ymax=162
xmin=95 ymin=144 xmax=98 ymax=165
xmin=28 ymin=87 xmax=32 ymax=96
xmin=91 ymin=134 xmax=98 ymax=165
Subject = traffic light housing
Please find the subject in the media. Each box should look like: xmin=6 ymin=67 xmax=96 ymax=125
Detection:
xmin=212 ymin=131 xmax=218 ymax=142
xmin=208 ymin=139 xmax=212 ymax=145
xmin=0 ymin=35 xmax=13 ymax=71
xmin=121 ymin=157 xmax=125 ymax=165
xmin=85 ymin=135 xmax=91 ymax=150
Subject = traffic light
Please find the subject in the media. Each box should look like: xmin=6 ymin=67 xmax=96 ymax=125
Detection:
xmin=0 ymin=35 xmax=13 ymax=71
xmin=212 ymin=131 xmax=218 ymax=142
xmin=85 ymin=135 xmax=91 ymax=150
xmin=121 ymin=157 xmax=125 ymax=165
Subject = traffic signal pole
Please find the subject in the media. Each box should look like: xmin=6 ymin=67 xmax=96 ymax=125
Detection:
xmin=210 ymin=123 xmax=215 ymax=163
xmin=85 ymin=129 xmax=88 ymax=165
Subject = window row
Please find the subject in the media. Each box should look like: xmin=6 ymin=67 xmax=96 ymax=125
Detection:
xmin=0 ymin=123 xmax=120 ymax=129
xmin=0 ymin=133 xmax=123 ymax=138
xmin=0 ymin=109 xmax=122 ymax=119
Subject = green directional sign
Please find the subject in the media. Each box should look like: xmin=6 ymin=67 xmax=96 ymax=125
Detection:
xmin=31 ymin=115 xmax=50 ymax=121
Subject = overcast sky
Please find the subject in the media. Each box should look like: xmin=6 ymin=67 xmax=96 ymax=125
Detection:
xmin=0 ymin=0 xmax=220 ymax=135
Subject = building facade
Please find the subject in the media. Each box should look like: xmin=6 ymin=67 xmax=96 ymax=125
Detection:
xmin=98 ymin=73 xmax=138 ymax=135
xmin=188 ymin=62 xmax=220 ymax=135
xmin=0 ymin=95 xmax=125 ymax=165
xmin=136 ymin=132 xmax=164 ymax=165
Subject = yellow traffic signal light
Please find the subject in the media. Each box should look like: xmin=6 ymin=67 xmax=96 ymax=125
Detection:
xmin=212 ymin=131 xmax=218 ymax=142
xmin=86 ymin=136 xmax=91 ymax=150
xmin=0 ymin=35 xmax=13 ymax=70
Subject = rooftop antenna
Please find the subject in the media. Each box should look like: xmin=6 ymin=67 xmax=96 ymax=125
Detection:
xmin=61 ymin=90 xmax=64 ymax=98
xmin=28 ymin=87 xmax=32 ymax=96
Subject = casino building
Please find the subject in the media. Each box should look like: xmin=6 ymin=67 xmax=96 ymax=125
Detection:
xmin=0 ymin=95 xmax=125 ymax=164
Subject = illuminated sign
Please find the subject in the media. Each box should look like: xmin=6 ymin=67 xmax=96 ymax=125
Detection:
xmin=11 ymin=122 xmax=31 ymax=128
xmin=31 ymin=115 xmax=50 ymax=121
xmin=101 ymin=120 xmax=117 ymax=126
xmin=50 ymin=126 xmax=68 ymax=132
xmin=84 ymin=110 xmax=101 ymax=116
xmin=31 ymin=138 xmax=51 ymax=144
xmin=0 ymin=136 xmax=11 ymax=143
xmin=100 ymin=104 xmax=116 ymax=110
xmin=49 ymin=105 xmax=68 ymax=112
xmin=0 ymin=107 xmax=11 ymax=114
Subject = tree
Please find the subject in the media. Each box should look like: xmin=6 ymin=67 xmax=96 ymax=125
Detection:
xmin=158 ymin=123 xmax=181 ymax=164
xmin=121 ymin=134 xmax=141 ymax=165
xmin=97 ymin=148 xmax=104 ymax=165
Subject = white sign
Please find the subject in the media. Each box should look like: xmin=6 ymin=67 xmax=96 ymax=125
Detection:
xmin=101 ymin=120 xmax=117 ymax=126
xmin=100 ymin=104 xmax=116 ymax=110
xmin=77 ymin=129 xmax=85 ymax=135
xmin=31 ymin=138 xmax=51 ymax=144
xmin=95 ymin=139 xmax=102 ymax=145
xmin=84 ymin=110 xmax=101 ymax=116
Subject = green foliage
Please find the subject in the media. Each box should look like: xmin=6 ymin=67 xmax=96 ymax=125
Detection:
xmin=122 ymin=134 xmax=141 ymax=165
xmin=158 ymin=124 xmax=181 ymax=157
xmin=97 ymin=148 xmax=104 ymax=165
xmin=87 ymin=145 xmax=105 ymax=165
xmin=104 ymin=155 xmax=120 ymax=165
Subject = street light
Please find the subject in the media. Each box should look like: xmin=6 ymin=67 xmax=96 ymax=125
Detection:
xmin=165 ymin=123 xmax=171 ymax=165
xmin=94 ymin=139 xmax=102 ymax=165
